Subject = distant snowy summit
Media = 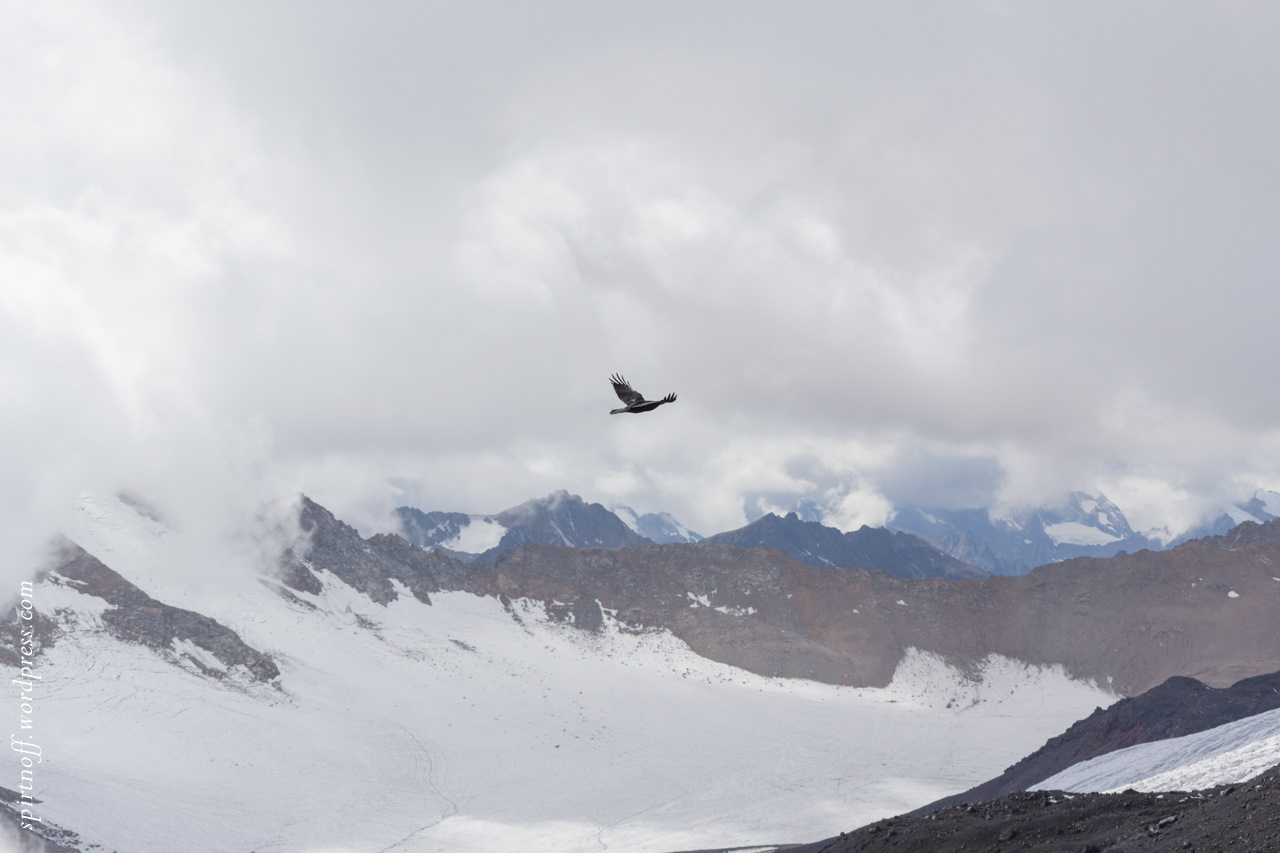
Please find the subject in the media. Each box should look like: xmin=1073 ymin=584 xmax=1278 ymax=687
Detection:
xmin=611 ymin=505 xmax=704 ymax=545
xmin=890 ymin=489 xmax=1280 ymax=576
xmin=395 ymin=490 xmax=700 ymax=564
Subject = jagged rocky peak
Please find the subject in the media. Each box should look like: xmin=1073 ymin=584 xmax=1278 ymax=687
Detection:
xmin=1039 ymin=491 xmax=1134 ymax=544
xmin=394 ymin=489 xmax=658 ymax=563
xmin=493 ymin=490 xmax=649 ymax=546
xmin=1177 ymin=514 xmax=1280 ymax=551
xmin=394 ymin=507 xmax=475 ymax=550
xmin=291 ymin=495 xmax=469 ymax=605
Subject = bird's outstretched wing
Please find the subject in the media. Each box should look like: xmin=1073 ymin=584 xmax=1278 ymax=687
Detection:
xmin=610 ymin=373 xmax=646 ymax=407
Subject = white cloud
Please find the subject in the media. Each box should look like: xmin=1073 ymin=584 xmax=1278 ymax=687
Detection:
xmin=6 ymin=1 xmax=1280 ymax=581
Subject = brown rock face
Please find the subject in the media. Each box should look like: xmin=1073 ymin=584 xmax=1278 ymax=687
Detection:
xmin=467 ymin=519 xmax=1280 ymax=696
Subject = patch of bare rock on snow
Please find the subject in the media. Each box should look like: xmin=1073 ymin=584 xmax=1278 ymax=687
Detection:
xmin=818 ymin=764 xmax=1280 ymax=853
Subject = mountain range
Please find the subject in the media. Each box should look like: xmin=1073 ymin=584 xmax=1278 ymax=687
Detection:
xmin=6 ymin=491 xmax=1280 ymax=851
xmin=395 ymin=487 xmax=1280 ymax=579
xmin=889 ymin=489 xmax=1280 ymax=575
xmin=395 ymin=490 xmax=685 ymax=564
xmin=396 ymin=490 xmax=984 ymax=579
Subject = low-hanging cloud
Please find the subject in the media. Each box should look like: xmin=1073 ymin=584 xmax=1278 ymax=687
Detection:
xmin=5 ymin=1 xmax=1280 ymax=590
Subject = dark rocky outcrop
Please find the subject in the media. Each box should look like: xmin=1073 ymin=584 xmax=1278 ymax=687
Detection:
xmin=815 ymin=765 xmax=1280 ymax=853
xmin=913 ymin=669 xmax=1280 ymax=815
xmin=294 ymin=497 xmax=469 ymax=604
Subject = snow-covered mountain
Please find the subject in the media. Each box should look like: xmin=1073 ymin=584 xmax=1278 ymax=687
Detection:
xmin=705 ymin=511 xmax=987 ymax=579
xmin=1169 ymin=488 xmax=1280 ymax=546
xmin=395 ymin=490 xmax=654 ymax=563
xmin=890 ymin=491 xmax=1145 ymax=575
xmin=891 ymin=490 xmax=1280 ymax=575
xmin=2 ymin=493 xmax=1117 ymax=852
xmin=611 ymin=504 xmax=703 ymax=544
xmin=395 ymin=487 xmax=1280 ymax=578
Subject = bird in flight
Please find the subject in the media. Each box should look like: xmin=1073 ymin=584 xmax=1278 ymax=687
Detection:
xmin=609 ymin=374 xmax=677 ymax=414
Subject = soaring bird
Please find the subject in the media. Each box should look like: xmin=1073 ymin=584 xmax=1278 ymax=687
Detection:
xmin=609 ymin=373 xmax=677 ymax=414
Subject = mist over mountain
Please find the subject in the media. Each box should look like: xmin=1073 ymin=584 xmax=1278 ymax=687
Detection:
xmin=393 ymin=486 xmax=1280 ymax=582
xmin=889 ymin=490 xmax=1280 ymax=575
xmin=15 ymin=3 xmax=1280 ymax=850
xmin=611 ymin=505 xmax=704 ymax=544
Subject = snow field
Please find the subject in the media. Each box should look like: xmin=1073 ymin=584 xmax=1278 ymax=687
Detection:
xmin=1036 ymin=707 xmax=1280 ymax=795
xmin=18 ymin=495 xmax=1118 ymax=852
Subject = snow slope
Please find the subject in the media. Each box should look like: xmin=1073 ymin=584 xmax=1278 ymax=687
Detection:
xmin=1042 ymin=521 xmax=1123 ymax=547
xmin=439 ymin=516 xmax=506 ymax=553
xmin=16 ymin=496 xmax=1116 ymax=852
xmin=1035 ymin=707 xmax=1280 ymax=794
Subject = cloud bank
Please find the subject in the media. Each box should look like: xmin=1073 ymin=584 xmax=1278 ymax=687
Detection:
xmin=4 ymin=1 xmax=1280 ymax=584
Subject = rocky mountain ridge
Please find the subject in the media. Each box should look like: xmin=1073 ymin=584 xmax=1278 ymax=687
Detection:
xmin=311 ymin=496 xmax=1280 ymax=696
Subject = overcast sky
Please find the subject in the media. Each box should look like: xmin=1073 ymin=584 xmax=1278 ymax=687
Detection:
xmin=5 ymin=1 xmax=1280 ymax=579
